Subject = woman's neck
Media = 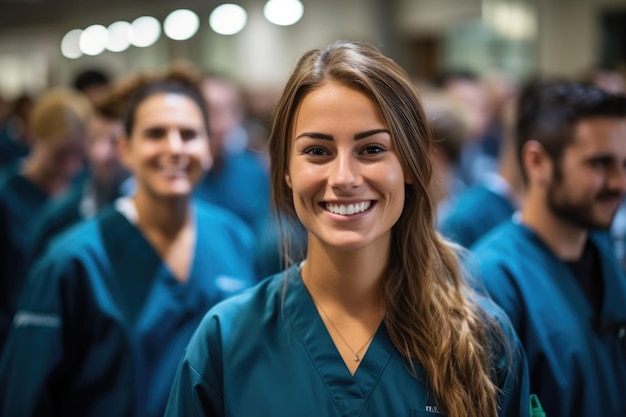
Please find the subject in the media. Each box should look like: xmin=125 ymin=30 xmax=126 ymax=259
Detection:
xmin=133 ymin=191 xmax=191 ymax=239
xmin=301 ymin=239 xmax=386 ymax=314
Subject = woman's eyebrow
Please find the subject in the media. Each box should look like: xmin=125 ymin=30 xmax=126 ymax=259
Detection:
xmin=295 ymin=132 xmax=333 ymax=140
xmin=295 ymin=129 xmax=390 ymax=141
xmin=354 ymin=129 xmax=390 ymax=140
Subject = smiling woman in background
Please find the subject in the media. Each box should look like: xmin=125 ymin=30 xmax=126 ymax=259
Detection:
xmin=0 ymin=64 xmax=257 ymax=417
xmin=165 ymin=40 xmax=530 ymax=417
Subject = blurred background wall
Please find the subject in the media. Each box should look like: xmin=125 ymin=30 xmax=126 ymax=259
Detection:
xmin=0 ymin=0 xmax=624 ymax=100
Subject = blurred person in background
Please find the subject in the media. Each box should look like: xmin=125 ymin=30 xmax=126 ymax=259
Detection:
xmin=195 ymin=73 xmax=271 ymax=236
xmin=470 ymin=80 xmax=626 ymax=417
xmin=434 ymin=69 xmax=496 ymax=187
xmin=0 ymin=65 xmax=257 ymax=417
xmin=72 ymin=67 xmax=112 ymax=107
xmin=421 ymin=90 xmax=470 ymax=225
xmin=0 ymin=87 xmax=92 ymax=353
xmin=195 ymin=73 xmax=279 ymax=278
xmin=0 ymin=94 xmax=34 ymax=169
xmin=29 ymin=89 xmax=132 ymax=260
xmin=438 ymin=83 xmax=524 ymax=248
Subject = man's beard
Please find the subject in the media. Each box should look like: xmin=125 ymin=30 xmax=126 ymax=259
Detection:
xmin=547 ymin=183 xmax=622 ymax=230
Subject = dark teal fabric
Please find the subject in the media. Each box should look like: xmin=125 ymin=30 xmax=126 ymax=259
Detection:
xmin=0 ymin=200 xmax=257 ymax=417
xmin=0 ymin=169 xmax=50 ymax=352
xmin=165 ymin=265 xmax=530 ymax=417
xmin=471 ymin=221 xmax=626 ymax=417
xmin=194 ymin=150 xmax=270 ymax=235
xmin=28 ymin=183 xmax=83 ymax=262
xmin=439 ymin=183 xmax=516 ymax=248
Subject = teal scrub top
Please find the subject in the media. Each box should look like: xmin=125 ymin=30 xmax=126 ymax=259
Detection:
xmin=194 ymin=150 xmax=270 ymax=235
xmin=471 ymin=221 xmax=626 ymax=417
xmin=165 ymin=265 xmax=530 ymax=417
xmin=0 ymin=199 xmax=257 ymax=417
xmin=0 ymin=169 xmax=50 ymax=352
xmin=439 ymin=183 xmax=515 ymax=248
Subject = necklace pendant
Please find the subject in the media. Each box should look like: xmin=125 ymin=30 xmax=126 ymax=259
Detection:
xmin=354 ymin=354 xmax=360 ymax=362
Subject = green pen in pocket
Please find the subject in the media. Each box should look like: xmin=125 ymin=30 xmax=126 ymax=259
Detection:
xmin=530 ymin=394 xmax=546 ymax=417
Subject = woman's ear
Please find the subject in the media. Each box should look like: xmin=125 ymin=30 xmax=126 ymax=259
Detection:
xmin=285 ymin=172 xmax=292 ymax=189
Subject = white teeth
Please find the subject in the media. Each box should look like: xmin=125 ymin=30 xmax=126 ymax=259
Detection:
xmin=161 ymin=166 xmax=186 ymax=175
xmin=325 ymin=201 xmax=371 ymax=216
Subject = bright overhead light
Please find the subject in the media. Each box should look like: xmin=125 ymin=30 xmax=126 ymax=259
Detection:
xmin=130 ymin=16 xmax=161 ymax=47
xmin=164 ymin=9 xmax=200 ymax=41
xmin=79 ymin=24 xmax=108 ymax=56
xmin=61 ymin=29 xmax=83 ymax=59
xmin=209 ymin=4 xmax=247 ymax=35
xmin=106 ymin=21 xmax=132 ymax=52
xmin=264 ymin=0 xmax=303 ymax=26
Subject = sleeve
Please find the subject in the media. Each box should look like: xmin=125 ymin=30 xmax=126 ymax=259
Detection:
xmin=164 ymin=313 xmax=226 ymax=417
xmin=0 ymin=254 xmax=71 ymax=416
xmin=0 ymin=249 xmax=135 ymax=417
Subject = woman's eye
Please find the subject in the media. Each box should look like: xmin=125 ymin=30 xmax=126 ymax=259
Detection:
xmin=304 ymin=146 xmax=328 ymax=156
xmin=362 ymin=145 xmax=385 ymax=155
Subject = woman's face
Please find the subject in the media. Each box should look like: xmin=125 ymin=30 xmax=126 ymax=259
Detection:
xmin=286 ymin=81 xmax=408 ymax=252
xmin=119 ymin=92 xmax=211 ymax=200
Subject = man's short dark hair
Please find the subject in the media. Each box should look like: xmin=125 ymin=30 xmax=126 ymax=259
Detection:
xmin=515 ymin=79 xmax=626 ymax=182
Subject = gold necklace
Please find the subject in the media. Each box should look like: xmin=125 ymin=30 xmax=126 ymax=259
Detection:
xmin=315 ymin=300 xmax=377 ymax=362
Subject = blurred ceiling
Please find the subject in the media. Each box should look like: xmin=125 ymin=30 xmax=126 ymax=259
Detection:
xmin=0 ymin=0 xmax=216 ymax=31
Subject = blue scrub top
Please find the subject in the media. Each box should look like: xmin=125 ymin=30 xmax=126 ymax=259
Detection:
xmin=165 ymin=264 xmax=530 ymax=417
xmin=194 ymin=150 xmax=270 ymax=235
xmin=439 ymin=183 xmax=515 ymax=248
xmin=471 ymin=221 xmax=626 ymax=417
xmin=0 ymin=199 xmax=257 ymax=417
xmin=0 ymin=169 xmax=50 ymax=352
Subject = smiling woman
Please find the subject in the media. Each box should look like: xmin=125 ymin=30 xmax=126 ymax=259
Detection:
xmin=0 ymin=64 xmax=257 ymax=417
xmin=165 ymin=40 xmax=531 ymax=417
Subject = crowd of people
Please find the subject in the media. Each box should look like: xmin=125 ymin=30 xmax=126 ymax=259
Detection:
xmin=0 ymin=40 xmax=624 ymax=417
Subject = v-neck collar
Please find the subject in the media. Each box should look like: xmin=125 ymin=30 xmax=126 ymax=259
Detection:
xmin=284 ymin=265 xmax=394 ymax=417
xmin=98 ymin=204 xmax=200 ymax=326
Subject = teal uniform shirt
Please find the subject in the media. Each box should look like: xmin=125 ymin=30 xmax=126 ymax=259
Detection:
xmin=165 ymin=265 xmax=530 ymax=417
xmin=470 ymin=221 xmax=626 ymax=417
xmin=0 ymin=199 xmax=257 ymax=417
xmin=195 ymin=150 xmax=270 ymax=235
xmin=28 ymin=181 xmax=85 ymax=261
xmin=439 ymin=178 xmax=516 ymax=248
xmin=0 ymin=168 xmax=50 ymax=352
xmin=29 ymin=175 xmax=132 ymax=262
